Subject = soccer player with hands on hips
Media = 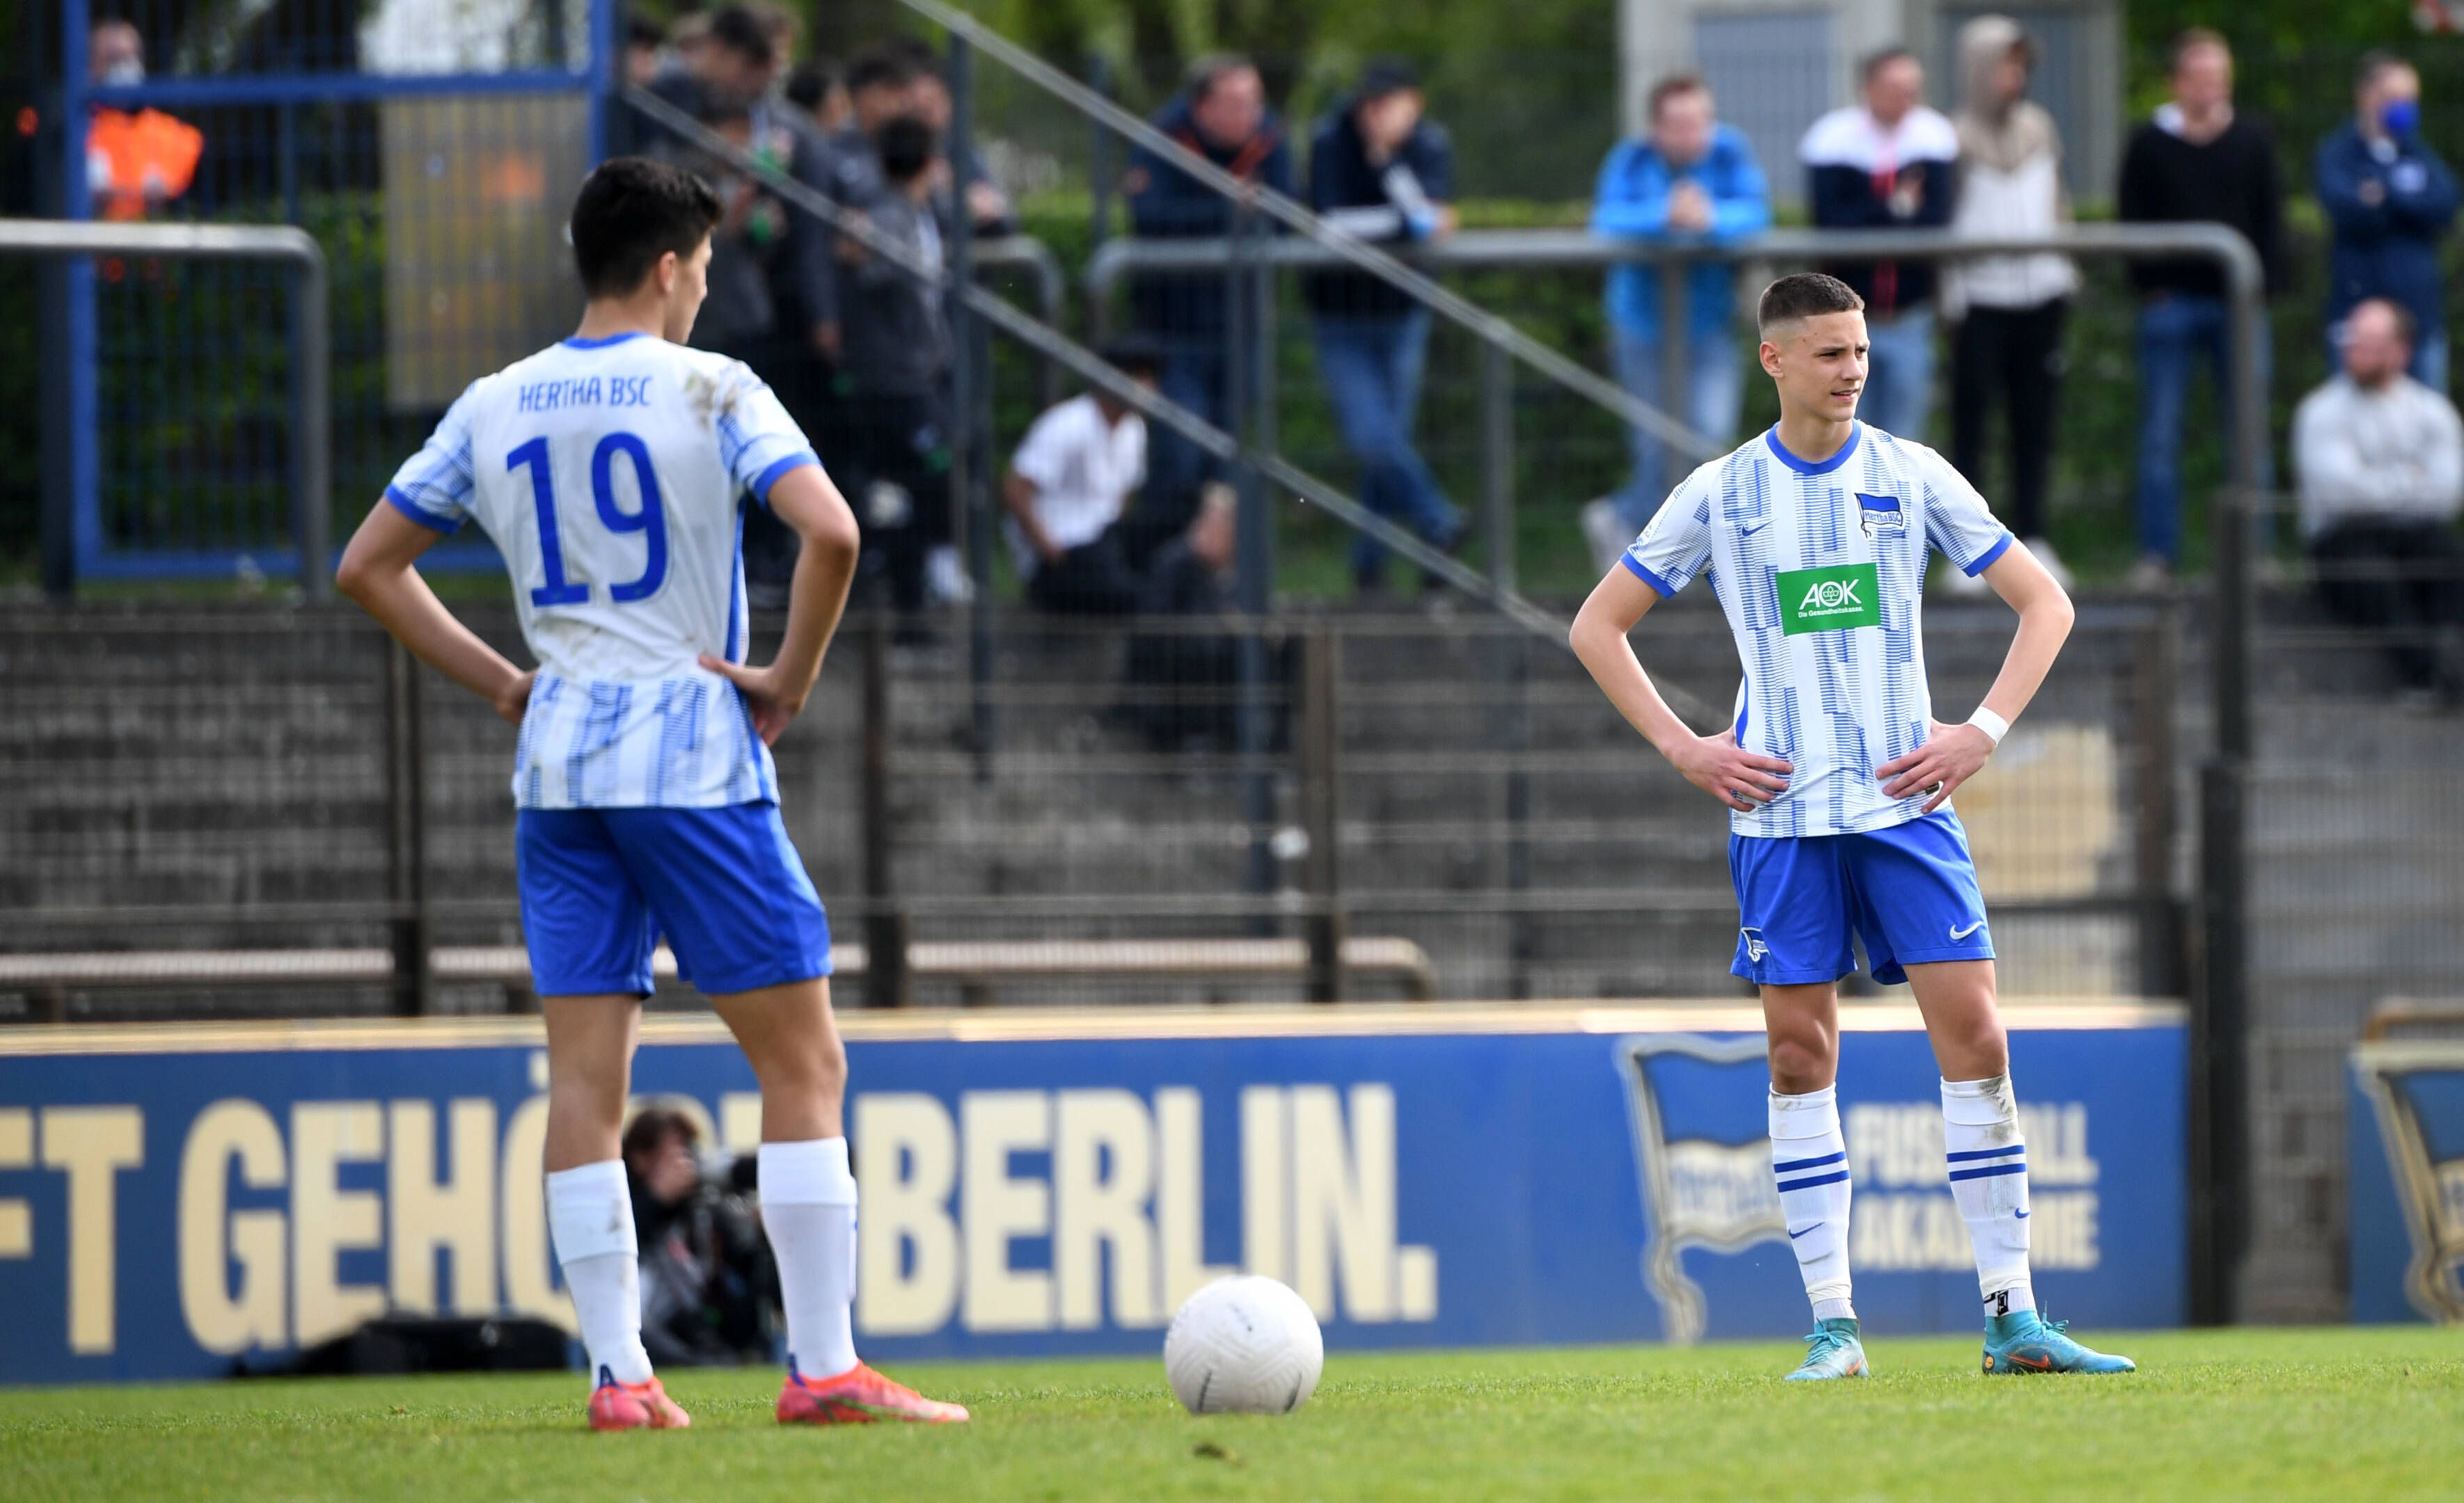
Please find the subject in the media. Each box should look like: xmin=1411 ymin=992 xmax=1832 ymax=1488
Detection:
xmin=1571 ymin=271 xmax=2134 ymax=1381
xmin=337 ymin=157 xmax=967 ymax=1431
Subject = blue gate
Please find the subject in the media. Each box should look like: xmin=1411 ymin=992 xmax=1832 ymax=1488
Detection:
xmin=59 ymin=0 xmax=616 ymax=583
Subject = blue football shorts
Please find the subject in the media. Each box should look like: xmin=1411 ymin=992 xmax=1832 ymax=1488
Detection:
xmin=516 ymin=802 xmax=832 ymax=998
xmin=1728 ymin=809 xmax=1994 ymax=987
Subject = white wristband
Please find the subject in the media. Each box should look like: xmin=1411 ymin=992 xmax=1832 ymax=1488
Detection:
xmin=1968 ymin=708 xmax=2010 ymax=747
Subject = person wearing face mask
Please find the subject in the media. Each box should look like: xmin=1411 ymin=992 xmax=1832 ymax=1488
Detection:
xmin=85 ymin=19 xmax=203 ymax=223
xmin=2320 ymin=51 xmax=2459 ymax=393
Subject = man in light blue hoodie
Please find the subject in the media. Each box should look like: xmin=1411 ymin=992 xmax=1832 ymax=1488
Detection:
xmin=1583 ymin=73 xmax=1771 ymax=569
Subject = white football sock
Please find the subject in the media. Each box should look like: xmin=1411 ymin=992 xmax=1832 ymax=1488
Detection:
xmin=759 ymin=1137 xmax=861 ymax=1379
xmin=1942 ymin=1074 xmax=2035 ymax=1318
xmin=1769 ymin=1085 xmax=1854 ymax=1322
xmin=545 ymin=1159 xmax=654 ymax=1384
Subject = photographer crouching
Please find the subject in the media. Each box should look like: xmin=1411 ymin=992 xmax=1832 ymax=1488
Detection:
xmin=622 ymin=1106 xmax=777 ymax=1368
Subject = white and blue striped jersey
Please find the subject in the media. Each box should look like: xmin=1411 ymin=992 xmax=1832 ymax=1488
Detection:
xmin=1623 ymin=422 xmax=2014 ymax=839
xmin=385 ymin=331 xmax=820 ymax=809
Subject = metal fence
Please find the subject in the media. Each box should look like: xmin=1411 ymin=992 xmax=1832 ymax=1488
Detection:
xmin=0 ymin=600 xmax=2188 ymax=1019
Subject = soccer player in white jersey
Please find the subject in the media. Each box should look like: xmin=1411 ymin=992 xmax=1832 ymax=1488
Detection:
xmin=336 ymin=157 xmax=967 ymax=1431
xmin=1571 ymin=272 xmax=2134 ymax=1380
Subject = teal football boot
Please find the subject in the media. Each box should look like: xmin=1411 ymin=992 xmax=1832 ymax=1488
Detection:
xmin=1980 ymin=1310 xmax=2136 ymax=1375
xmin=1783 ymin=1317 xmax=1869 ymax=1381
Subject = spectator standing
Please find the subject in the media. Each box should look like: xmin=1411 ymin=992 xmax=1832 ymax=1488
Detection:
xmin=784 ymin=59 xmax=851 ymax=138
xmin=1581 ymin=72 xmax=1770 ymax=571
xmin=2320 ymin=51 xmax=2459 ymax=392
xmin=674 ymin=98 xmax=783 ymax=360
xmin=1943 ymin=15 xmax=2078 ymax=594
xmin=2293 ymin=298 xmax=2464 ymax=706
xmin=1124 ymin=55 xmax=1293 ymax=559
xmin=85 ymin=19 xmax=203 ymax=222
xmin=601 ymin=17 xmax=668 ymax=158
xmin=2117 ymin=28 xmax=2284 ymax=588
xmin=837 ymin=115 xmax=954 ymax=623
xmin=890 ymin=36 xmax=1017 ymax=238
xmin=1306 ymin=60 xmax=1463 ymax=594
xmin=1004 ymin=341 xmax=1163 ymax=614
xmin=1801 ymin=47 xmax=1957 ymax=442
xmin=649 ymin=7 xmax=844 ymax=607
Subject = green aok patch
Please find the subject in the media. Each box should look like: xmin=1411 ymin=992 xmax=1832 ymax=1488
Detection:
xmin=1776 ymin=562 xmax=1881 ymax=635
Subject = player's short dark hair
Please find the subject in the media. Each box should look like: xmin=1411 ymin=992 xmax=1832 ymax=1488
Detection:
xmin=784 ymin=58 xmax=842 ymax=113
xmin=846 ymin=45 xmax=917 ymax=97
xmin=704 ymin=4 xmax=775 ymax=69
xmin=1758 ymin=271 xmax=1865 ymax=332
xmin=1097 ymin=334 xmax=1165 ymax=383
xmin=1861 ymin=45 xmax=1916 ymax=84
xmin=1648 ymin=70 xmax=1711 ymax=120
xmin=626 ymin=15 xmax=665 ymax=51
xmin=874 ymin=114 xmax=936 ymax=184
xmin=569 ymin=156 xmax=723 ymax=299
xmin=2171 ymin=26 xmax=2229 ymax=72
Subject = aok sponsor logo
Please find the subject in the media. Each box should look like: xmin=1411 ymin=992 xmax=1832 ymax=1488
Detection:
xmin=1776 ymin=564 xmax=1882 ymax=635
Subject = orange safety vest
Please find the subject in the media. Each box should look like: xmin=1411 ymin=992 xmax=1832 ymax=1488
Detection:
xmin=87 ymin=106 xmax=203 ymax=221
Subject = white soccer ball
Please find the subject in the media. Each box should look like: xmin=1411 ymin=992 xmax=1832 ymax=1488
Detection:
xmin=1163 ymin=1275 xmax=1324 ymax=1415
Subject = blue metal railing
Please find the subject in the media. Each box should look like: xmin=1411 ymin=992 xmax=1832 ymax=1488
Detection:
xmin=55 ymin=0 xmax=614 ymax=588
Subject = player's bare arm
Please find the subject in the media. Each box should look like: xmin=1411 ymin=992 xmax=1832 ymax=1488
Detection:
xmin=1875 ymin=540 xmax=2076 ymax=812
xmin=1570 ymin=561 xmax=1793 ymax=814
xmin=697 ymin=462 xmax=860 ymax=745
xmin=335 ymin=504 xmax=535 ymax=725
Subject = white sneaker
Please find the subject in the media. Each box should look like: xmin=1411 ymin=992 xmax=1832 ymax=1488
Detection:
xmin=926 ymin=545 xmax=974 ymax=605
xmin=1581 ymin=498 xmax=1630 ymax=576
xmin=2024 ymin=536 xmax=2074 ymax=591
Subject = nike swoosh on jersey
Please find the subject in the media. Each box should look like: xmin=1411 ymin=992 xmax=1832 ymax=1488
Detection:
xmin=1739 ymin=520 xmax=1771 ymax=537
xmin=2014 ymin=1209 xmax=2030 ymax=1219
xmin=1950 ymin=919 xmax=1986 ymax=940
xmin=1787 ymin=1226 xmax=1815 ymax=1239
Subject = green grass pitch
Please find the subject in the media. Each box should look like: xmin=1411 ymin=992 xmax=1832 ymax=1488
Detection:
xmin=5 ymin=1328 xmax=2460 ymax=1502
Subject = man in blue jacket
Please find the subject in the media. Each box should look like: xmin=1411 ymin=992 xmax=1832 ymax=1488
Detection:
xmin=2320 ymin=51 xmax=2458 ymax=392
xmin=1307 ymin=60 xmax=1461 ymax=594
xmin=1124 ymin=54 xmax=1294 ymax=555
xmin=1582 ymin=73 xmax=1769 ymax=568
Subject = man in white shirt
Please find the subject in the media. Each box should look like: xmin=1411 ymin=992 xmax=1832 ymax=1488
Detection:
xmin=2293 ymin=296 xmax=2464 ymax=701
xmin=1003 ymin=340 xmax=1160 ymax=614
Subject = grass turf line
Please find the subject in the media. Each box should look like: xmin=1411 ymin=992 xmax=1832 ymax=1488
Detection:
xmin=2 ymin=1328 xmax=2459 ymax=1502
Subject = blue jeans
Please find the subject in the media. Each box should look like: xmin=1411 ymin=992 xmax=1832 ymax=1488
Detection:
xmin=2136 ymin=294 xmax=2275 ymax=564
xmin=1313 ymin=310 xmax=1459 ymax=584
xmin=1860 ymin=306 xmax=1936 ymax=443
xmin=1611 ymin=328 xmax=1744 ymax=531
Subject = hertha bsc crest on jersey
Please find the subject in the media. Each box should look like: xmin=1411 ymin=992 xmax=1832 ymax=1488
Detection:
xmin=1854 ymin=491 xmax=1907 ymax=536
